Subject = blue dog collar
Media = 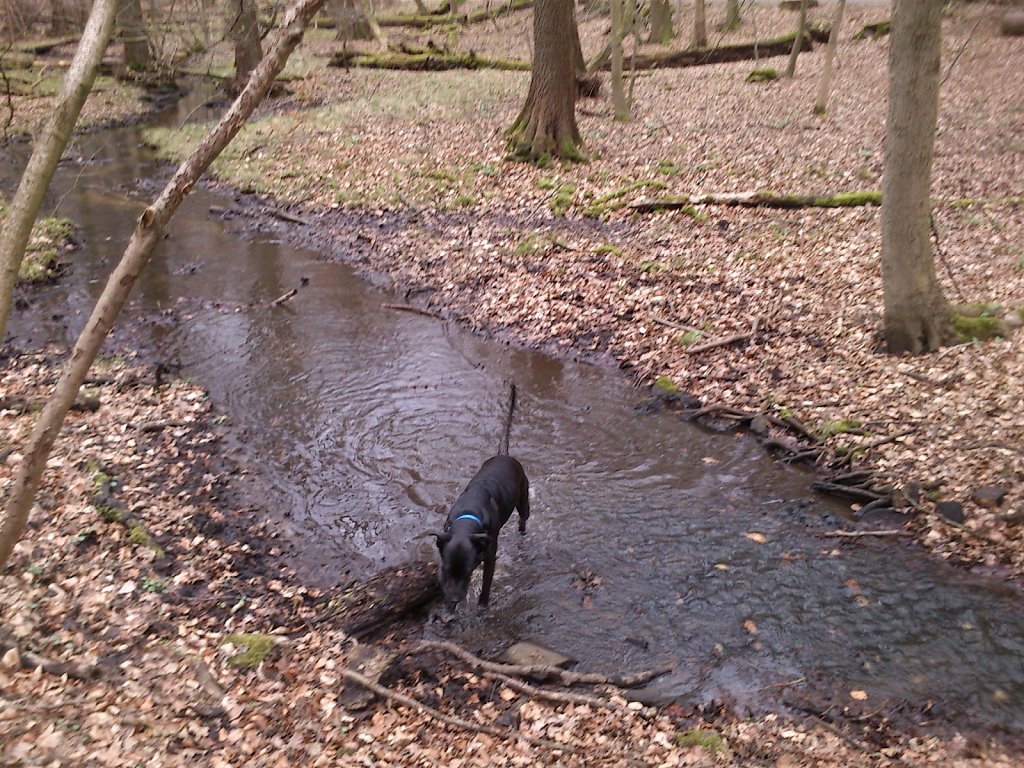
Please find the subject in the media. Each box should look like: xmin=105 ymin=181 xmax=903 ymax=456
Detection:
xmin=452 ymin=513 xmax=483 ymax=528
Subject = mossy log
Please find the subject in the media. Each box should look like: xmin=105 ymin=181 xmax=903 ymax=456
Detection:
xmin=314 ymin=0 xmax=532 ymax=29
xmin=330 ymin=560 xmax=439 ymax=638
xmin=13 ymin=35 xmax=79 ymax=54
xmin=594 ymin=27 xmax=829 ymax=71
xmin=630 ymin=189 xmax=882 ymax=213
xmin=335 ymin=28 xmax=831 ymax=74
xmin=329 ymin=48 xmax=529 ymax=71
xmin=852 ymin=20 xmax=890 ymax=41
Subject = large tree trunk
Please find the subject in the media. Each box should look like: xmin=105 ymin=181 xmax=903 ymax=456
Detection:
xmin=226 ymin=0 xmax=262 ymax=92
xmin=119 ymin=0 xmax=153 ymax=71
xmin=0 ymin=0 xmax=327 ymax=573
xmin=813 ymin=0 xmax=845 ymax=114
xmin=648 ymin=0 xmax=673 ymax=44
xmin=328 ymin=0 xmax=371 ymax=39
xmin=785 ymin=0 xmax=808 ymax=77
xmin=880 ymin=0 xmax=950 ymax=354
xmin=506 ymin=0 xmax=582 ymax=162
xmin=0 ymin=0 xmax=119 ymax=346
xmin=692 ymin=0 xmax=706 ymax=48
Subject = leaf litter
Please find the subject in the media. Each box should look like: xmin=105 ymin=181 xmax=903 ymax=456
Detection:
xmin=3 ymin=1 xmax=1024 ymax=766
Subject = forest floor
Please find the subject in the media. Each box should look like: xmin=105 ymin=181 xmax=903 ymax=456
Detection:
xmin=3 ymin=1 xmax=1024 ymax=766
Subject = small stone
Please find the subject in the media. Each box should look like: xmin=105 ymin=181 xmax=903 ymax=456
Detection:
xmin=1002 ymin=509 xmax=1024 ymax=527
xmin=936 ymin=501 xmax=964 ymax=523
xmin=749 ymin=415 xmax=771 ymax=436
xmin=1 ymin=647 xmax=21 ymax=670
xmin=971 ymin=486 xmax=1007 ymax=508
xmin=1004 ymin=311 xmax=1024 ymax=330
xmin=502 ymin=641 xmax=574 ymax=669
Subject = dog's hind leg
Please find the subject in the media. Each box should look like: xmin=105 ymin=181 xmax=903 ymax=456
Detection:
xmin=517 ymin=474 xmax=530 ymax=533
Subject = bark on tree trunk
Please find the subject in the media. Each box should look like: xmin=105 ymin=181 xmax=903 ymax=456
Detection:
xmin=50 ymin=0 xmax=89 ymax=34
xmin=692 ymin=0 xmax=706 ymax=48
xmin=0 ymin=0 xmax=328 ymax=573
xmin=724 ymin=0 xmax=741 ymax=31
xmin=506 ymin=0 xmax=582 ymax=162
xmin=648 ymin=0 xmax=673 ymax=44
xmin=813 ymin=0 xmax=845 ymax=114
xmin=226 ymin=0 xmax=263 ymax=93
xmin=881 ymin=0 xmax=950 ymax=354
xmin=785 ymin=0 xmax=808 ymax=77
xmin=328 ymin=0 xmax=371 ymax=40
xmin=0 ymin=0 xmax=119 ymax=346
xmin=119 ymin=0 xmax=153 ymax=71
xmin=611 ymin=0 xmax=627 ymax=119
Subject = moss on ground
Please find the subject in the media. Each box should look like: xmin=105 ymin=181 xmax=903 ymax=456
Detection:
xmin=226 ymin=633 xmax=275 ymax=668
xmin=13 ymin=214 xmax=74 ymax=284
xmin=675 ymin=728 xmax=726 ymax=753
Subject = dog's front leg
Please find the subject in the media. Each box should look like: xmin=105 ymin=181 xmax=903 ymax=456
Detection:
xmin=478 ymin=547 xmax=497 ymax=608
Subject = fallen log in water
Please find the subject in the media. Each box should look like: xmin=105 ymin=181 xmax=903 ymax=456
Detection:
xmin=328 ymin=560 xmax=440 ymax=638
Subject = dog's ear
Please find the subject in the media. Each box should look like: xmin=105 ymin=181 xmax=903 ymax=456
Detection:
xmin=470 ymin=532 xmax=490 ymax=552
xmin=431 ymin=531 xmax=452 ymax=553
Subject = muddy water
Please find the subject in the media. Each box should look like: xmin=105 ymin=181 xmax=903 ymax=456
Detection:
xmin=4 ymin=90 xmax=1024 ymax=730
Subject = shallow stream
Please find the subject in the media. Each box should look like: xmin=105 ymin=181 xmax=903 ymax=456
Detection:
xmin=4 ymin=89 xmax=1023 ymax=731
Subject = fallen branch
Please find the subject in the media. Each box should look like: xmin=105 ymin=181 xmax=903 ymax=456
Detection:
xmin=862 ymin=428 xmax=916 ymax=450
xmin=811 ymin=481 xmax=886 ymax=503
xmin=381 ymin=302 xmax=442 ymax=320
xmin=823 ymin=529 xmax=909 ymax=538
xmin=418 ymin=640 xmax=671 ymax=688
xmin=486 ymin=668 xmax=653 ymax=717
xmin=685 ymin=316 xmax=761 ymax=355
xmin=376 ymin=0 xmax=534 ymax=28
xmin=338 ymin=667 xmax=568 ymax=751
xmin=270 ymin=288 xmax=298 ymax=307
xmin=329 ymin=49 xmax=528 ymax=71
xmin=631 ymin=189 xmax=881 ymax=213
xmin=0 ymin=633 xmax=99 ymax=680
xmin=270 ymin=208 xmax=311 ymax=226
xmin=593 ymin=28 xmax=829 ymax=72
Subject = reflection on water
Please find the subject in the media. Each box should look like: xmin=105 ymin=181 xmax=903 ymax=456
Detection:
xmin=4 ymin=86 xmax=1023 ymax=730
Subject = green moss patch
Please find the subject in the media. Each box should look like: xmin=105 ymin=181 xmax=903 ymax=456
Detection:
xmin=675 ymin=728 xmax=726 ymax=753
xmin=226 ymin=633 xmax=276 ymax=668
xmin=654 ymin=375 xmax=680 ymax=394
xmin=951 ymin=312 xmax=1010 ymax=342
xmin=818 ymin=419 xmax=862 ymax=439
xmin=15 ymin=215 xmax=74 ymax=284
xmin=746 ymin=68 xmax=779 ymax=83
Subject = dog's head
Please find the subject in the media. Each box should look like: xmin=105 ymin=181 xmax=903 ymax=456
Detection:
xmin=434 ymin=531 xmax=489 ymax=609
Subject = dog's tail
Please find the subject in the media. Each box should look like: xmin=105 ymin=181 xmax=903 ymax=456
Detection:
xmin=498 ymin=382 xmax=517 ymax=455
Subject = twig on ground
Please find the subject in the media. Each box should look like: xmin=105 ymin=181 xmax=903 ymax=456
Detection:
xmin=650 ymin=314 xmax=703 ymax=335
xmin=823 ymin=529 xmax=909 ymax=538
xmin=270 ymin=288 xmax=298 ymax=307
xmin=0 ymin=633 xmax=99 ymax=680
xmin=862 ymin=428 xmax=916 ymax=450
xmin=382 ymin=302 xmax=442 ymax=319
xmin=482 ymin=669 xmax=653 ymax=718
xmin=417 ymin=640 xmax=671 ymax=688
xmin=685 ymin=316 xmax=761 ymax=355
xmin=338 ymin=667 xmax=568 ymax=751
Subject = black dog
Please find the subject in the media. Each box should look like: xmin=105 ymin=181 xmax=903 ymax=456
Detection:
xmin=433 ymin=385 xmax=529 ymax=609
